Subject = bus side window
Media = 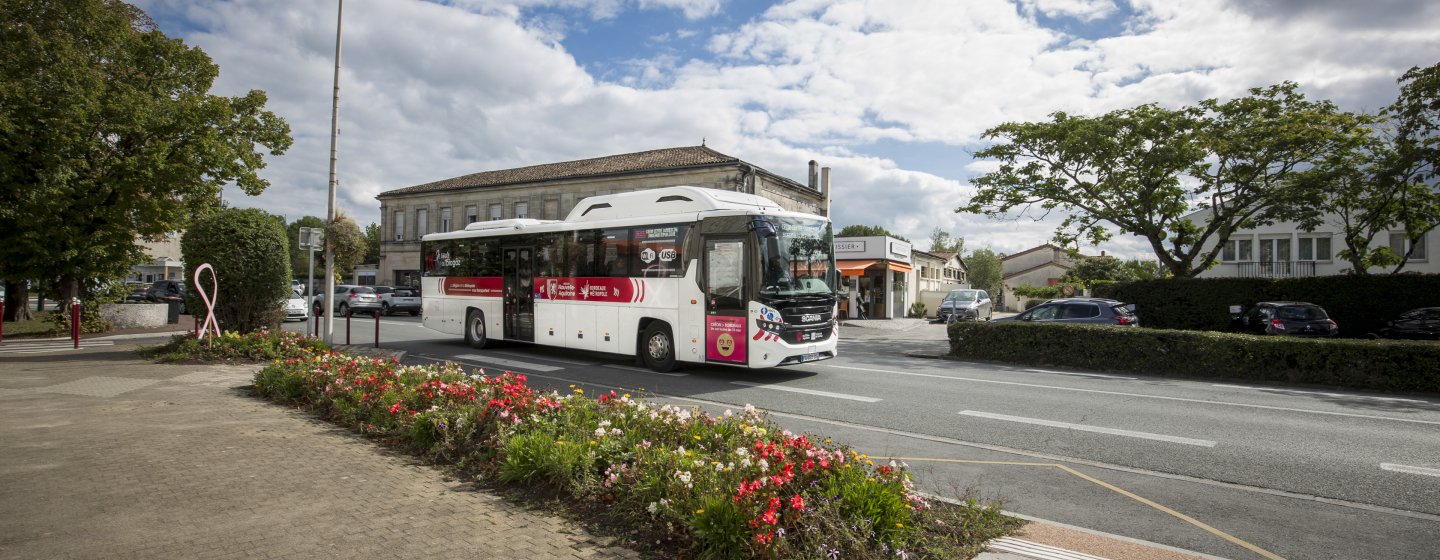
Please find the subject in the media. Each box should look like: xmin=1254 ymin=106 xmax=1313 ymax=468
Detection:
xmin=601 ymin=228 xmax=630 ymax=278
xmin=631 ymin=223 xmax=689 ymax=278
xmin=423 ymin=240 xmax=452 ymax=277
xmin=536 ymin=233 xmax=559 ymax=277
xmin=566 ymin=231 xmax=599 ymax=277
xmin=474 ymin=239 xmax=500 ymax=277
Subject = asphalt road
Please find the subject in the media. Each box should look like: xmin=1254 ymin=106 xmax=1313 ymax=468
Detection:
xmin=285 ymin=315 xmax=1440 ymax=560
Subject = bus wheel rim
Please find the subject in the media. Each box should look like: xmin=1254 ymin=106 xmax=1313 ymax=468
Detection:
xmin=648 ymin=332 xmax=669 ymax=360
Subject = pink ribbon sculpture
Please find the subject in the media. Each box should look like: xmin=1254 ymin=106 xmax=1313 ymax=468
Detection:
xmin=194 ymin=263 xmax=221 ymax=343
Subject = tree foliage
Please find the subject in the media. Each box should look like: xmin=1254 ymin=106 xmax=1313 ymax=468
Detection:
xmin=965 ymin=248 xmax=1003 ymax=297
xmin=962 ymin=83 xmax=1374 ymax=278
xmin=0 ymin=0 xmax=292 ymax=311
xmin=364 ymin=222 xmax=382 ymax=265
xmin=1058 ymin=258 xmax=1136 ymax=289
xmin=180 ymin=208 xmax=291 ymax=333
xmin=836 ymin=224 xmax=909 ymax=242
xmin=285 ymin=215 xmax=326 ymax=278
xmin=326 ymin=214 xmax=366 ymax=279
xmin=925 ymin=227 xmax=964 ymax=254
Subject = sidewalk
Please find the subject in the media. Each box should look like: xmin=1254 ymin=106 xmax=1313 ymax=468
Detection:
xmin=0 ymin=341 xmax=637 ymax=559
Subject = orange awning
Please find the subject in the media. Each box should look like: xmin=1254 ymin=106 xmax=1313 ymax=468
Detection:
xmin=835 ymin=260 xmax=879 ymax=276
xmin=885 ymin=261 xmax=914 ymax=274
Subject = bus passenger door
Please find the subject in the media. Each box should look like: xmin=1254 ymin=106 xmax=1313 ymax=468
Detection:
xmin=503 ymin=246 xmax=535 ymax=342
xmin=703 ymin=237 xmax=747 ymax=363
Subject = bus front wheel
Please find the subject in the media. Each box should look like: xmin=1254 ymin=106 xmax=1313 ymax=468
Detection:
xmin=465 ymin=309 xmax=495 ymax=349
xmin=641 ymin=322 xmax=679 ymax=373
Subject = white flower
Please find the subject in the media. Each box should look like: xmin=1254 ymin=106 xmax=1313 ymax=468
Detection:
xmin=599 ymin=420 xmax=611 ymax=428
xmin=757 ymin=459 xmax=770 ymax=471
xmin=735 ymin=448 xmax=749 ymax=457
xmin=724 ymin=409 xmax=733 ymax=418
xmin=744 ymin=404 xmax=756 ymax=413
xmin=740 ymin=457 xmax=752 ymax=468
xmin=610 ymin=428 xmax=623 ymax=436
xmin=676 ymin=471 xmax=692 ymax=484
xmin=647 ymin=502 xmax=658 ymax=514
xmin=595 ymin=428 xmax=606 ymax=437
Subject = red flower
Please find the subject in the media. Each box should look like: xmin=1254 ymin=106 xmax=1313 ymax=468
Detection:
xmin=790 ymin=495 xmax=804 ymax=510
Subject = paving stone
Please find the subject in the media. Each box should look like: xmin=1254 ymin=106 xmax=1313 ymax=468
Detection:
xmin=0 ymin=342 xmax=636 ymax=559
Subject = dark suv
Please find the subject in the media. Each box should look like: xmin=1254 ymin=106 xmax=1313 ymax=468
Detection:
xmin=992 ymin=298 xmax=1139 ymax=326
xmin=145 ymin=280 xmax=188 ymax=313
xmin=1231 ymin=302 xmax=1338 ymax=338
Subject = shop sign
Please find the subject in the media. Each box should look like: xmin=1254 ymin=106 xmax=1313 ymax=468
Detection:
xmin=835 ymin=241 xmax=866 ymax=252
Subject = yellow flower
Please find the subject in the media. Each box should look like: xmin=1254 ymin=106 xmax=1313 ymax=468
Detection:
xmin=757 ymin=428 xmax=767 ymax=436
xmin=695 ymin=509 xmax=705 ymax=514
xmin=824 ymin=439 xmax=831 ymax=443
xmin=867 ymin=460 xmax=874 ymax=466
xmin=861 ymin=454 xmax=868 ymax=459
xmin=896 ymin=523 xmax=904 ymax=528
xmin=575 ymin=389 xmax=584 ymax=394
xmin=694 ymin=435 xmax=701 ymax=440
xmin=556 ymin=442 xmax=565 ymax=445
xmin=590 ymin=441 xmax=597 ymax=445
xmin=711 ymin=461 xmax=719 ymax=465
xmin=623 ymin=394 xmax=631 ymax=398
xmin=569 ymin=384 xmax=575 ymax=388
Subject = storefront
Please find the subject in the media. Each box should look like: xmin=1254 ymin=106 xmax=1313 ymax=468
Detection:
xmin=833 ymin=236 xmax=913 ymax=319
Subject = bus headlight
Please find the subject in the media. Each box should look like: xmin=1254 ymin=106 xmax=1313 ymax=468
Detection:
xmin=756 ymin=319 xmax=784 ymax=334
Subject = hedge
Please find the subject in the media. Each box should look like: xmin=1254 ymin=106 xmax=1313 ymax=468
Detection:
xmin=948 ymin=322 xmax=1440 ymax=393
xmin=181 ymin=208 xmax=292 ymax=333
xmin=1091 ymin=274 xmax=1440 ymax=338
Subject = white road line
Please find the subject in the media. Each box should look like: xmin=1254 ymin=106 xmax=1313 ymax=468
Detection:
xmin=452 ymin=354 xmax=564 ymax=372
xmin=492 ymin=351 xmax=599 ymax=366
xmin=1212 ymin=384 xmax=1430 ymax=404
xmin=829 ymin=365 xmax=1440 ymax=426
xmin=1024 ymin=368 xmax=1137 ymax=380
xmin=959 ymin=410 xmax=1218 ymax=447
xmin=601 ymin=364 xmax=687 ymax=377
xmin=1381 ymin=463 xmax=1440 ymax=477
xmin=730 ymin=381 xmax=881 ymax=402
xmin=987 ymin=537 xmax=1110 ymax=560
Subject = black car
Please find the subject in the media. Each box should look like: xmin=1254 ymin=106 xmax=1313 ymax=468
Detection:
xmin=144 ymin=280 xmax=188 ymax=313
xmin=1367 ymin=307 xmax=1440 ymax=340
xmin=124 ymin=282 xmax=150 ymax=303
xmin=1231 ymin=302 xmax=1337 ymax=338
xmin=991 ymin=298 xmax=1140 ymax=326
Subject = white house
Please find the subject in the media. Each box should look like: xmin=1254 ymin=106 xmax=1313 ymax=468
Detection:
xmin=1182 ymin=209 xmax=1436 ymax=277
xmin=833 ymin=236 xmax=914 ymax=319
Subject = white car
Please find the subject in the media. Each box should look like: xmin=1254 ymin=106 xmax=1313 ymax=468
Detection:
xmin=283 ymin=294 xmax=310 ymax=322
xmin=373 ymin=286 xmax=421 ymax=316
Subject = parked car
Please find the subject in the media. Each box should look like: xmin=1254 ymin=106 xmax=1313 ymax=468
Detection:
xmin=124 ymin=283 xmax=150 ymax=303
xmin=372 ymin=286 xmax=421 ymax=316
xmin=936 ymin=289 xmax=993 ymax=322
xmin=991 ymin=298 xmax=1139 ymax=326
xmin=291 ymin=279 xmax=304 ymax=295
xmin=1366 ymin=307 xmax=1440 ymax=340
xmin=144 ymin=279 xmax=188 ymax=314
xmin=1230 ymin=302 xmax=1337 ymax=338
xmin=312 ymin=285 xmax=383 ymax=316
xmin=283 ymin=294 xmax=310 ymax=322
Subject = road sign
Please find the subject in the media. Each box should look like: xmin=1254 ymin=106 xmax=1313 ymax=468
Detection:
xmin=298 ymin=227 xmax=324 ymax=250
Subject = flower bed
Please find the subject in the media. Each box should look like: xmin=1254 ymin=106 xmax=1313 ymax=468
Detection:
xmin=254 ymin=355 xmax=1023 ymax=559
xmin=143 ymin=330 xmax=329 ymax=363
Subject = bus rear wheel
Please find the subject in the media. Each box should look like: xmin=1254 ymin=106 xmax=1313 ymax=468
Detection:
xmin=465 ymin=309 xmax=495 ymax=349
xmin=641 ymin=322 xmax=678 ymax=373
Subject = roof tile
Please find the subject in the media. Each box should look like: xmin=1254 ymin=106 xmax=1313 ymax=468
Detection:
xmin=379 ymin=146 xmax=739 ymax=197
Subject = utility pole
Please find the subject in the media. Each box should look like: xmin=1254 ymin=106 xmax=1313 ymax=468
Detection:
xmin=324 ymin=0 xmax=343 ymax=345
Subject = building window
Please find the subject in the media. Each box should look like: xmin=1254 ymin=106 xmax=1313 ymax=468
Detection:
xmin=441 ymin=208 xmax=451 ymax=232
xmin=1298 ymin=236 xmax=1332 ymax=261
xmin=1390 ymin=232 xmax=1428 ymax=261
xmin=393 ymin=211 xmax=404 ymax=241
xmin=489 ymin=204 xmax=502 ymax=221
xmin=416 ymin=209 xmax=428 ymax=236
xmin=1223 ymin=239 xmax=1254 ymax=262
xmin=466 ymin=205 xmax=477 ymax=224
xmin=515 ymin=202 xmax=529 ymax=219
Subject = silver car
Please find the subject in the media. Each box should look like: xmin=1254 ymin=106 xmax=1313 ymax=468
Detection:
xmin=937 ymin=289 xmax=993 ymax=322
xmin=373 ymin=286 xmax=421 ymax=316
xmin=312 ymin=285 xmax=384 ymax=316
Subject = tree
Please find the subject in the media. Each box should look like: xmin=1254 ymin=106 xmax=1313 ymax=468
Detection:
xmin=965 ymin=248 xmax=1003 ymax=297
xmin=961 ymin=83 xmax=1375 ymax=278
xmin=0 ymin=0 xmax=292 ymax=318
xmin=326 ymin=214 xmax=366 ymax=280
xmin=363 ymin=222 xmax=382 ymax=265
xmin=925 ymin=227 xmax=964 ymax=254
xmin=181 ymin=208 xmax=291 ymax=333
xmin=1121 ymin=258 xmax=1170 ymax=280
xmin=836 ymin=225 xmax=909 ymax=242
xmin=1058 ymin=257 xmax=1135 ymax=289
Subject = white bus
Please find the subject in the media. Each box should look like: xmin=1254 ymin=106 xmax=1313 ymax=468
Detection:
xmin=418 ymin=186 xmax=840 ymax=372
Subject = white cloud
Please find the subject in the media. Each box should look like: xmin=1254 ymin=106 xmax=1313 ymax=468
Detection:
xmin=134 ymin=0 xmax=1440 ymax=263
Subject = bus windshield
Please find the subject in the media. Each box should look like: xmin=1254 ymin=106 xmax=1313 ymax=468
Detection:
xmin=757 ymin=216 xmax=838 ymax=300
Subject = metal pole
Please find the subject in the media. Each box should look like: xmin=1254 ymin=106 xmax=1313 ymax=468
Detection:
xmin=307 ymin=246 xmax=316 ymax=338
xmin=323 ymin=0 xmax=343 ymax=345
xmin=71 ymin=297 xmax=79 ymax=349
xmin=1 ymin=299 xmax=5 ymax=344
xmin=374 ymin=310 xmax=379 ymax=348
xmin=346 ymin=305 xmax=351 ymax=345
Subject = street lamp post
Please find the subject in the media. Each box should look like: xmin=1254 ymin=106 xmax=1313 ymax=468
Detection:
xmin=323 ymin=0 xmax=344 ymax=345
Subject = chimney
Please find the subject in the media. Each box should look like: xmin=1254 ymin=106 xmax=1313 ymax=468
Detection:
xmin=808 ymin=160 xmax=818 ymax=191
xmin=821 ymin=167 xmax=831 ymax=218
xmin=1101 ymin=250 xmax=1106 ymax=257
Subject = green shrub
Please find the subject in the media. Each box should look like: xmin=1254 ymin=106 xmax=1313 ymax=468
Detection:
xmin=908 ymin=302 xmax=927 ymax=318
xmin=1024 ymin=299 xmax=1044 ymax=310
xmin=181 ymin=208 xmax=292 ymax=333
xmin=144 ymin=329 xmax=327 ymax=363
xmin=1092 ymin=274 xmax=1440 ymax=337
xmin=948 ymin=321 xmax=1440 ymax=392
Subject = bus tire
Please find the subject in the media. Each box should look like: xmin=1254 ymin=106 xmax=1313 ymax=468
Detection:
xmin=641 ymin=322 xmax=679 ymax=373
xmin=465 ymin=309 xmax=495 ymax=349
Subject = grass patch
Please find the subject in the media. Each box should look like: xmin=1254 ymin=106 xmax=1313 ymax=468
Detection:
xmin=140 ymin=330 xmax=328 ymax=363
xmin=254 ymin=356 xmax=1024 ymax=559
xmin=1 ymin=311 xmax=60 ymax=338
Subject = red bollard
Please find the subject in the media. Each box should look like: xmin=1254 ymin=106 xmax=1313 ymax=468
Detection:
xmin=374 ymin=310 xmax=380 ymax=348
xmin=193 ymin=315 xmax=199 ymax=338
xmin=71 ymin=299 xmax=80 ymax=349
xmin=346 ymin=306 xmax=351 ymax=345
xmin=1 ymin=299 xmax=5 ymax=344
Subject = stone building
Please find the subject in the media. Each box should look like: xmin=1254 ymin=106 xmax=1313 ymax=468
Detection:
xmin=375 ymin=145 xmax=830 ymax=287
xmin=128 ymin=231 xmax=184 ymax=284
xmin=999 ymin=244 xmax=1111 ymax=311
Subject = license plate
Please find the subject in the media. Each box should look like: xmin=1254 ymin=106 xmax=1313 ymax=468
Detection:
xmin=802 ymin=353 xmax=818 ymax=362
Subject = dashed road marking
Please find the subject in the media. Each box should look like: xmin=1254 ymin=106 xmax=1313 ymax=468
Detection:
xmin=1024 ymin=368 xmax=1137 ymax=380
xmin=730 ymin=381 xmax=881 ymax=402
xmin=452 ymin=354 xmax=564 ymax=372
xmin=1212 ymin=384 xmax=1430 ymax=404
xmin=601 ymin=364 xmax=687 ymax=376
xmin=1380 ymin=463 xmax=1440 ymax=477
xmin=958 ymin=410 xmax=1218 ymax=447
xmin=491 ymin=351 xmax=599 ymax=366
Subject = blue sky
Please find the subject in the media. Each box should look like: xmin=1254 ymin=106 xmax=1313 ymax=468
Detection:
xmin=134 ymin=0 xmax=1440 ymax=257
